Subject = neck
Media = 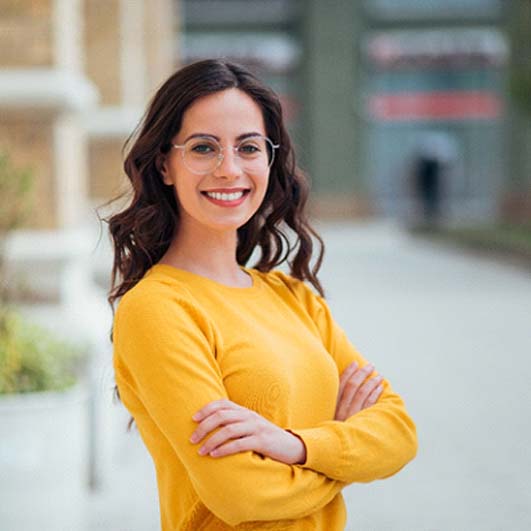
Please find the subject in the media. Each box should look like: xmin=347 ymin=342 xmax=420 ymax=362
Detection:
xmin=158 ymin=221 xmax=249 ymax=286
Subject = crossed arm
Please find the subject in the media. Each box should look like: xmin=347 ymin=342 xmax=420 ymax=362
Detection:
xmin=113 ymin=287 xmax=417 ymax=526
xmin=189 ymin=360 xmax=384 ymax=465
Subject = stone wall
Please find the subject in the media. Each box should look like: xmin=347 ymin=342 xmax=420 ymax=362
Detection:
xmin=0 ymin=0 xmax=54 ymax=67
xmin=0 ymin=115 xmax=55 ymax=228
xmin=88 ymin=138 xmax=128 ymax=201
xmin=84 ymin=0 xmax=122 ymax=106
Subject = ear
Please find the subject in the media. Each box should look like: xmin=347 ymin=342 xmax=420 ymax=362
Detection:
xmin=156 ymin=153 xmax=172 ymax=186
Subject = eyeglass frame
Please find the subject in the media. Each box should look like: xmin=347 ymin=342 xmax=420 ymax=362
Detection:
xmin=171 ymin=134 xmax=280 ymax=175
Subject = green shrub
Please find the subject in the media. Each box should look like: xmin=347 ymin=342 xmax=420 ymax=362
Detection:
xmin=0 ymin=151 xmax=33 ymax=235
xmin=0 ymin=151 xmax=34 ymax=304
xmin=0 ymin=309 xmax=87 ymax=394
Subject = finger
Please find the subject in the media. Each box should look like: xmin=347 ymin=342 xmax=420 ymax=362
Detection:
xmin=198 ymin=422 xmax=254 ymax=455
xmin=337 ymin=362 xmax=358 ymax=399
xmin=363 ymin=382 xmax=384 ymax=409
xmin=190 ymin=409 xmax=242 ymax=444
xmin=335 ymin=362 xmax=360 ymax=419
xmin=192 ymin=399 xmax=241 ymax=422
xmin=349 ymin=374 xmax=383 ymax=414
xmin=208 ymin=435 xmax=261 ymax=458
xmin=336 ymin=364 xmax=374 ymax=419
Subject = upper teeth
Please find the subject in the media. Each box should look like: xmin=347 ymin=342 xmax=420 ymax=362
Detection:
xmin=205 ymin=191 xmax=245 ymax=201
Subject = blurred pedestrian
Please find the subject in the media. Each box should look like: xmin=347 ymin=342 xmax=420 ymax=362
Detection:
xmin=414 ymin=152 xmax=442 ymax=224
xmin=410 ymin=132 xmax=456 ymax=228
xmin=107 ymin=59 xmax=417 ymax=530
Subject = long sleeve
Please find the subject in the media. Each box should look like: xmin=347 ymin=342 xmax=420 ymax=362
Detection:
xmin=281 ymin=274 xmax=418 ymax=484
xmin=113 ymin=286 xmax=345 ymax=527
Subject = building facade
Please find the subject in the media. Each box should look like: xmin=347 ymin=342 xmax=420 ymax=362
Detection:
xmin=359 ymin=0 xmax=509 ymax=224
xmin=0 ymin=0 xmax=176 ymax=301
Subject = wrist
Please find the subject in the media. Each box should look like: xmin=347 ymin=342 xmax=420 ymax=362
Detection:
xmin=285 ymin=429 xmax=307 ymax=465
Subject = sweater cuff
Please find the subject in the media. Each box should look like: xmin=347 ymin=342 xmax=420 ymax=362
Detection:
xmin=286 ymin=426 xmax=341 ymax=474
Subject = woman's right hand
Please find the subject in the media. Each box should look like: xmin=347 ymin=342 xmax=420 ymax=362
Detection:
xmin=334 ymin=362 xmax=384 ymax=421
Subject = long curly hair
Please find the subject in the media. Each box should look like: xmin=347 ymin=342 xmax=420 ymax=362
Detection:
xmin=106 ymin=59 xmax=326 ymax=316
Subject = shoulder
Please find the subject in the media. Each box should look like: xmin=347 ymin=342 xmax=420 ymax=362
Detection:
xmin=114 ymin=269 xmax=209 ymax=330
xmin=259 ymin=268 xmax=323 ymax=305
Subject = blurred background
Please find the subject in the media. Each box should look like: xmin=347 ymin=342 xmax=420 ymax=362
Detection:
xmin=0 ymin=1 xmax=530 ymax=530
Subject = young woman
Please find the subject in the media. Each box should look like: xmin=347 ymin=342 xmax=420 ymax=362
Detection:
xmin=108 ymin=59 xmax=417 ymax=531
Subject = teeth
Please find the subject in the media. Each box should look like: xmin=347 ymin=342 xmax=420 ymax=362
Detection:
xmin=205 ymin=191 xmax=245 ymax=201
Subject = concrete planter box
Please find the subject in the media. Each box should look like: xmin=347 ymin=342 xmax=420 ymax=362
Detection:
xmin=0 ymin=384 xmax=90 ymax=531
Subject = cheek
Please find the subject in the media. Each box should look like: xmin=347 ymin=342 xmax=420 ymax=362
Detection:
xmin=255 ymin=167 xmax=270 ymax=188
xmin=169 ymin=179 xmax=190 ymax=210
xmin=257 ymin=172 xmax=271 ymax=198
xmin=173 ymin=172 xmax=198 ymax=197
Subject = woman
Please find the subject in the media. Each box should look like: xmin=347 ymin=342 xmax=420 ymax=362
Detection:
xmin=108 ymin=59 xmax=417 ymax=530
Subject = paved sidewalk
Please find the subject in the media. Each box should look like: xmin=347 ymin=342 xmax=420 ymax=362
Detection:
xmin=87 ymin=220 xmax=531 ymax=531
xmin=316 ymin=221 xmax=531 ymax=531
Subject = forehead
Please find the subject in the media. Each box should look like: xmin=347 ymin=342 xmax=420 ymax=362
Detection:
xmin=178 ymin=88 xmax=266 ymax=138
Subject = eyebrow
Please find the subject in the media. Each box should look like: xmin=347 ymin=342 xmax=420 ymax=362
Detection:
xmin=183 ymin=132 xmax=264 ymax=143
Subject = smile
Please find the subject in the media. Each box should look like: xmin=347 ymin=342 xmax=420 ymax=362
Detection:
xmin=200 ymin=189 xmax=250 ymax=207
xmin=204 ymin=191 xmax=245 ymax=201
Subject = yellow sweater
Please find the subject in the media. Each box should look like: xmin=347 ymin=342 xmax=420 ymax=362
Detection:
xmin=113 ymin=264 xmax=417 ymax=530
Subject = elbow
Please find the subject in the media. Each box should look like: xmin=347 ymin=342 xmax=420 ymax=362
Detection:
xmin=404 ymin=417 xmax=418 ymax=467
xmin=380 ymin=414 xmax=418 ymax=480
xmin=380 ymin=395 xmax=418 ymax=477
xmin=400 ymin=410 xmax=418 ymax=465
xmin=407 ymin=420 xmax=418 ymax=462
xmin=195 ymin=482 xmax=260 ymax=526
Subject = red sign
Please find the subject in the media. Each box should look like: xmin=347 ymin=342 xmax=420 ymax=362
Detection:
xmin=369 ymin=91 xmax=503 ymax=121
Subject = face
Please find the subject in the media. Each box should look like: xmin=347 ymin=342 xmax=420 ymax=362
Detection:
xmin=160 ymin=88 xmax=271 ymax=236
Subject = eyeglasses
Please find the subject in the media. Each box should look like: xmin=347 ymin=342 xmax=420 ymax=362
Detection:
xmin=171 ymin=135 xmax=279 ymax=175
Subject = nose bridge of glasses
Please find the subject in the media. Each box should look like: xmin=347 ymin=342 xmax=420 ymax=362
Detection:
xmin=222 ymin=142 xmax=250 ymax=164
xmin=212 ymin=143 xmax=241 ymax=174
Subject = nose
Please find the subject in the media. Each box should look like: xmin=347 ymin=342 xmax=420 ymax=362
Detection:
xmin=213 ymin=147 xmax=242 ymax=179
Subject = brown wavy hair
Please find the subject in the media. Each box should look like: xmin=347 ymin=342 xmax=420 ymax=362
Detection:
xmin=104 ymin=60 xmax=326 ymax=424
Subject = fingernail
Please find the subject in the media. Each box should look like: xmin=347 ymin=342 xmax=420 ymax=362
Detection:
xmin=192 ymin=413 xmax=200 ymax=421
xmin=189 ymin=434 xmax=198 ymax=443
xmin=198 ymin=447 xmax=206 ymax=455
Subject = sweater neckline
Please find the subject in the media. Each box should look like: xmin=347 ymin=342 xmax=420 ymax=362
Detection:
xmin=148 ymin=263 xmax=263 ymax=296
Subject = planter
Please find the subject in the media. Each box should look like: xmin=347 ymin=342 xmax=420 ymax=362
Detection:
xmin=0 ymin=384 xmax=90 ymax=531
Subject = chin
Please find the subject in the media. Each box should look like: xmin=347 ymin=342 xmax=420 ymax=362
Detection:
xmin=202 ymin=217 xmax=250 ymax=233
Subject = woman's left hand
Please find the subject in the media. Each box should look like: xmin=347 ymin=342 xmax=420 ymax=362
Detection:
xmin=190 ymin=399 xmax=306 ymax=465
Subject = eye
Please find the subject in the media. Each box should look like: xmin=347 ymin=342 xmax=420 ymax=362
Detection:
xmin=191 ymin=143 xmax=215 ymax=154
xmin=187 ymin=139 xmax=218 ymax=156
xmin=238 ymin=140 xmax=263 ymax=155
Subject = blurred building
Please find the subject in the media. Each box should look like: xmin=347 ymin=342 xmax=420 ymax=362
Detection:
xmin=361 ymin=0 xmax=509 ymax=224
xmin=0 ymin=0 xmax=176 ymax=302
xmin=505 ymin=1 xmax=531 ymax=224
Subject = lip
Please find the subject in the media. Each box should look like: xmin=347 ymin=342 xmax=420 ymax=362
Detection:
xmin=201 ymin=187 xmax=250 ymax=193
xmin=201 ymin=189 xmax=250 ymax=208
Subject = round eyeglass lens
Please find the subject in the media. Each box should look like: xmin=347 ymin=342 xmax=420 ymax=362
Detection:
xmin=182 ymin=137 xmax=220 ymax=175
xmin=236 ymin=136 xmax=276 ymax=170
